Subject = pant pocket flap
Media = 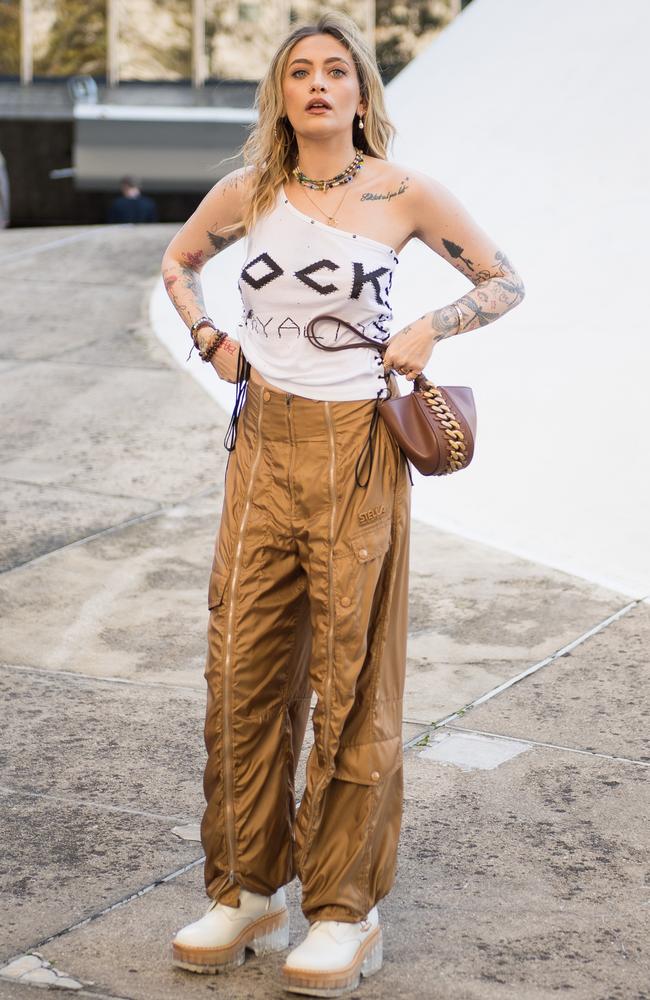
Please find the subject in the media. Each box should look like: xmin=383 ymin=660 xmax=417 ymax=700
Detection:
xmin=333 ymin=734 xmax=403 ymax=785
xmin=348 ymin=516 xmax=392 ymax=563
xmin=208 ymin=570 xmax=228 ymax=610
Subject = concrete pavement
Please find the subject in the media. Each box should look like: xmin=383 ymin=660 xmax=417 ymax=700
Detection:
xmin=0 ymin=224 xmax=648 ymax=999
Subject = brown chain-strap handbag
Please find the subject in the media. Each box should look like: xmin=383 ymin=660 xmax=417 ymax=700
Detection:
xmin=305 ymin=313 xmax=477 ymax=476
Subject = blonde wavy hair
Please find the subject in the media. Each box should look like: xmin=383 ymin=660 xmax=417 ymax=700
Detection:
xmin=217 ymin=9 xmax=397 ymax=238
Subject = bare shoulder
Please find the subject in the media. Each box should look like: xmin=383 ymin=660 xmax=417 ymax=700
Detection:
xmin=210 ymin=165 xmax=258 ymax=226
xmin=360 ymin=156 xmax=419 ymax=235
xmin=360 ymin=155 xmax=412 ymax=196
xmin=392 ymin=164 xmax=478 ymax=237
xmin=162 ymin=165 xmax=258 ymax=264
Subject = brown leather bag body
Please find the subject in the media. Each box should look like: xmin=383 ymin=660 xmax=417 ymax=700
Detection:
xmin=305 ymin=313 xmax=477 ymax=477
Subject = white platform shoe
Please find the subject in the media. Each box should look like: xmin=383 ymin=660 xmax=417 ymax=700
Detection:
xmin=171 ymin=885 xmax=289 ymax=973
xmin=281 ymin=905 xmax=382 ymax=997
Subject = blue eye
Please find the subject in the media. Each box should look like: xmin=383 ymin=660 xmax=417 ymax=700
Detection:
xmin=291 ymin=68 xmax=346 ymax=77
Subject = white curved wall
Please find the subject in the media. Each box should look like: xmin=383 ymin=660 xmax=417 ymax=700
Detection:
xmin=151 ymin=0 xmax=650 ymax=598
xmin=385 ymin=0 xmax=650 ymax=598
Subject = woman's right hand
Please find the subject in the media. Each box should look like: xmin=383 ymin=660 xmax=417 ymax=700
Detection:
xmin=199 ymin=333 xmax=242 ymax=383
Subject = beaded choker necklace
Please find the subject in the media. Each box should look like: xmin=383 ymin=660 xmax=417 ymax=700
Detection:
xmin=292 ymin=147 xmax=364 ymax=191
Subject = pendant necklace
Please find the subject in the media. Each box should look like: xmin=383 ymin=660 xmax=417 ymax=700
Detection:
xmin=292 ymin=147 xmax=364 ymax=227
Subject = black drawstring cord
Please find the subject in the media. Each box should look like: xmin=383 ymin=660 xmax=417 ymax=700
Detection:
xmin=224 ymin=347 xmax=251 ymax=453
xmin=354 ymin=390 xmax=382 ymax=488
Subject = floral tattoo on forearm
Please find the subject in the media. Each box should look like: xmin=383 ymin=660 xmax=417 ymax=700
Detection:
xmin=162 ymin=225 xmax=241 ymax=340
xmin=428 ymin=246 xmax=526 ymax=342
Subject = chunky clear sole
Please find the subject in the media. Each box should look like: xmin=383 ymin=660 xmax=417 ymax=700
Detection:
xmin=172 ymin=905 xmax=289 ymax=974
xmin=281 ymin=927 xmax=383 ymax=997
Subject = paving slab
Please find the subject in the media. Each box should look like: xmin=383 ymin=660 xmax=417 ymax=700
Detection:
xmin=0 ymin=666 xmax=207 ymax=813
xmin=0 ymin=282 xmax=153 ymax=364
xmin=0 ymin=492 xmax=226 ymax=682
xmin=404 ymin=518 xmax=631 ymax=724
xmin=0 ymin=660 xmax=313 ymax=971
xmin=0 ymin=479 xmax=162 ymax=575
xmin=0 ymin=358 xmax=229 ymax=509
xmin=4 ymin=745 xmax=645 ymax=1000
xmin=0 ymin=657 xmax=413 ymax=966
xmin=450 ymin=601 xmax=650 ymax=761
xmin=0 ymin=225 xmax=178 ymax=284
xmin=0 ymin=225 xmax=110 ymax=261
xmin=0 ymin=788 xmax=201 ymax=964
xmin=2 ymin=224 xmax=648 ymax=1000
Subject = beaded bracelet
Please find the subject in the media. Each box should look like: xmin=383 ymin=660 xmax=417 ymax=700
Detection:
xmin=200 ymin=330 xmax=228 ymax=363
xmin=185 ymin=326 xmax=229 ymax=362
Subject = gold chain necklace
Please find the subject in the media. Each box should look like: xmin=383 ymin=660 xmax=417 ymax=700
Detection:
xmin=292 ymin=147 xmax=365 ymax=227
xmin=298 ymin=181 xmax=354 ymax=227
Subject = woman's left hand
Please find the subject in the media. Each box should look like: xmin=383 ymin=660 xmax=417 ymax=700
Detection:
xmin=382 ymin=320 xmax=437 ymax=381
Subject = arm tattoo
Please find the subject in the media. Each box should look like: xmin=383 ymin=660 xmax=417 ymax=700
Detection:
xmin=220 ymin=170 xmax=250 ymax=194
xmin=162 ymin=223 xmax=242 ymax=330
xmin=207 ymin=229 xmax=241 ymax=253
xmin=161 ymin=249 xmax=208 ymax=328
xmin=429 ymin=248 xmax=525 ymax=342
xmin=162 ymin=268 xmax=202 ymax=328
xmin=442 ymin=238 xmax=475 ymax=273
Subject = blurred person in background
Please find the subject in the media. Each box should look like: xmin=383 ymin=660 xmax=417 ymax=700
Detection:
xmin=107 ymin=175 xmax=158 ymax=224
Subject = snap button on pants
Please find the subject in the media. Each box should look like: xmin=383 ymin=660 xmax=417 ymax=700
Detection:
xmin=201 ymin=375 xmax=412 ymax=924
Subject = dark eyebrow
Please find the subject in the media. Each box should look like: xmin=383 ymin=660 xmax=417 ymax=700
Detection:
xmin=288 ymin=57 xmax=351 ymax=68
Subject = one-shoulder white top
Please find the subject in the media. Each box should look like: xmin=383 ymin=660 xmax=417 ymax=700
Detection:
xmin=234 ymin=184 xmax=400 ymax=401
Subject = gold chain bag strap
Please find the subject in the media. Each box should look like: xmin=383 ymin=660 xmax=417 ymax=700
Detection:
xmin=305 ymin=313 xmax=477 ymax=476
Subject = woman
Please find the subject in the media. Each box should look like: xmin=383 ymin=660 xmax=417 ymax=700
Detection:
xmin=162 ymin=11 xmax=525 ymax=997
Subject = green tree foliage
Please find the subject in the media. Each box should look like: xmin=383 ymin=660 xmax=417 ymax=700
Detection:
xmin=376 ymin=0 xmax=457 ymax=80
xmin=0 ymin=0 xmax=20 ymax=76
xmin=128 ymin=0 xmax=191 ymax=80
xmin=0 ymin=0 xmax=465 ymax=83
xmin=33 ymin=0 xmax=106 ymax=77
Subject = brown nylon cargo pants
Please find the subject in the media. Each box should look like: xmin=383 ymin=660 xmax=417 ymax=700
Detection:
xmin=201 ymin=374 xmax=411 ymax=925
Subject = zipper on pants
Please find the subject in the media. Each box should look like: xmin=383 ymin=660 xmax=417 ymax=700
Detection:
xmin=221 ymin=393 xmax=265 ymax=885
xmin=300 ymin=400 xmax=337 ymax=860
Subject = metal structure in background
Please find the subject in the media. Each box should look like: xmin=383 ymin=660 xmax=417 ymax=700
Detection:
xmin=192 ymin=0 xmax=206 ymax=89
xmin=19 ymin=0 xmax=32 ymax=85
xmin=15 ymin=0 xmax=379 ymax=89
xmin=72 ymin=102 xmax=257 ymax=190
xmin=107 ymin=0 xmax=118 ymax=89
xmin=0 ymin=151 xmax=10 ymax=228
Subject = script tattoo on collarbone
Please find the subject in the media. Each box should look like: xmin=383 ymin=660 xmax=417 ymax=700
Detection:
xmin=360 ymin=177 xmax=410 ymax=202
